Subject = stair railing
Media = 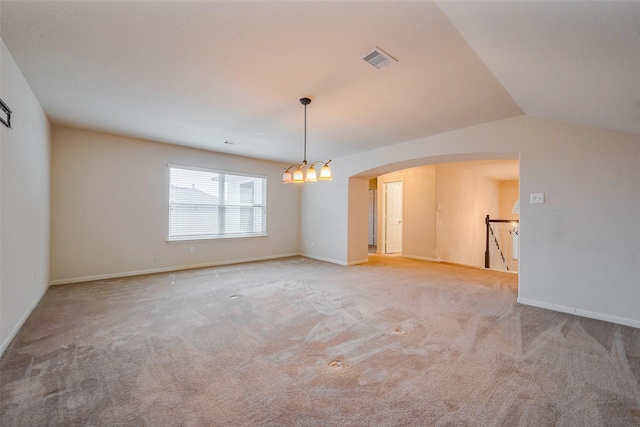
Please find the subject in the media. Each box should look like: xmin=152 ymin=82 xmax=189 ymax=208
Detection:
xmin=484 ymin=214 xmax=519 ymax=271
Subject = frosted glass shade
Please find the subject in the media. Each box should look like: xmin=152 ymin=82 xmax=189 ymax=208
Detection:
xmin=319 ymin=164 xmax=332 ymax=180
xmin=306 ymin=166 xmax=318 ymax=181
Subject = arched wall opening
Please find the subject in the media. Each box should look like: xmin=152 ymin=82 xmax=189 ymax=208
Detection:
xmin=347 ymin=152 xmax=520 ymax=270
xmin=362 ymin=159 xmax=520 ymax=272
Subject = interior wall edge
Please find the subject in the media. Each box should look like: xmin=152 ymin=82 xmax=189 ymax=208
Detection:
xmin=0 ymin=285 xmax=48 ymax=357
xmin=301 ymin=253 xmax=348 ymax=266
xmin=1 ymin=37 xmax=51 ymax=355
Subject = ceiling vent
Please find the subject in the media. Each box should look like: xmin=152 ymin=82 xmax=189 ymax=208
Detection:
xmin=361 ymin=47 xmax=397 ymax=69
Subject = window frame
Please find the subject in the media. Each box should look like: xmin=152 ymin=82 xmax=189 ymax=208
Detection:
xmin=167 ymin=164 xmax=267 ymax=242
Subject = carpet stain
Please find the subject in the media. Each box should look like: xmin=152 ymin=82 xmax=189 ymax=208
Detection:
xmin=328 ymin=360 xmax=343 ymax=369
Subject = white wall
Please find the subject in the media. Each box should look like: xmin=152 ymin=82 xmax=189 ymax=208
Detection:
xmin=301 ymin=115 xmax=640 ymax=327
xmin=498 ymin=180 xmax=519 ymax=220
xmin=435 ymin=163 xmax=500 ymax=267
xmin=1 ymin=39 xmax=51 ymax=353
xmin=375 ymin=163 xmax=504 ymax=267
xmin=300 ymin=173 xmax=349 ymax=265
xmin=347 ymin=177 xmax=369 ymax=265
xmin=50 ymin=125 xmax=301 ymax=284
xmin=377 ymin=166 xmax=437 ymax=260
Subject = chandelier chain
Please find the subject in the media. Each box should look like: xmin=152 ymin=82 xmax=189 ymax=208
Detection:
xmin=281 ymin=96 xmax=332 ymax=183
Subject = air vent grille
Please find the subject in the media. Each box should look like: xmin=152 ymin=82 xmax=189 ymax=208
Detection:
xmin=361 ymin=47 xmax=397 ymax=69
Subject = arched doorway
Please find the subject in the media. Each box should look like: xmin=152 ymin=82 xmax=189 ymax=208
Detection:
xmin=357 ymin=156 xmax=520 ymax=270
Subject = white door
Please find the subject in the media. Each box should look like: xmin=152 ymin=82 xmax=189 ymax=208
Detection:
xmin=368 ymin=189 xmax=377 ymax=246
xmin=385 ymin=181 xmax=403 ymax=254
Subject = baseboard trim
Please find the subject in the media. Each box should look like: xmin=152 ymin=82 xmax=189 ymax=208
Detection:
xmin=403 ymin=256 xmax=481 ymax=270
xmin=438 ymin=260 xmax=483 ymax=270
xmin=49 ymin=253 xmax=302 ymax=286
xmin=517 ymin=297 xmax=640 ymax=329
xmin=403 ymin=255 xmax=438 ymax=263
xmin=302 ymin=254 xmax=348 ymax=266
xmin=1 ymin=285 xmax=49 ymax=356
xmin=299 ymin=254 xmax=368 ymax=266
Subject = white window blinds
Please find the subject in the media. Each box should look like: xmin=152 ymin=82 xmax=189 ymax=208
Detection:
xmin=168 ymin=165 xmax=266 ymax=240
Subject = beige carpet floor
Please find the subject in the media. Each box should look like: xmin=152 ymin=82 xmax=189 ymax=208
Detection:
xmin=1 ymin=256 xmax=639 ymax=426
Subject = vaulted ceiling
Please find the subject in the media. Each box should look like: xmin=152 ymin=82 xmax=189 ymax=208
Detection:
xmin=1 ymin=1 xmax=638 ymax=165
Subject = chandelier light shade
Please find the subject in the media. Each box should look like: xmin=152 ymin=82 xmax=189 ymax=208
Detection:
xmin=306 ymin=164 xmax=318 ymax=182
xmin=282 ymin=97 xmax=332 ymax=183
xmin=319 ymin=162 xmax=332 ymax=180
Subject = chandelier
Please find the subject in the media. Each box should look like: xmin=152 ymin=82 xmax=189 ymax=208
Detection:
xmin=282 ymin=97 xmax=332 ymax=183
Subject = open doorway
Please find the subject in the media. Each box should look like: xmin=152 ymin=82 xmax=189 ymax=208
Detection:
xmin=384 ymin=181 xmax=403 ymax=254
xmin=370 ymin=159 xmax=519 ymax=270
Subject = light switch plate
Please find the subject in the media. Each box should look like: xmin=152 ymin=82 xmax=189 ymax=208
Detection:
xmin=530 ymin=193 xmax=545 ymax=204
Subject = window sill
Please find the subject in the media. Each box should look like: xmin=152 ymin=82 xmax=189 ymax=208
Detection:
xmin=167 ymin=233 xmax=268 ymax=242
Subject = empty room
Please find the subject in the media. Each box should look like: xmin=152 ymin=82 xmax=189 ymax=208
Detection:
xmin=1 ymin=1 xmax=639 ymax=425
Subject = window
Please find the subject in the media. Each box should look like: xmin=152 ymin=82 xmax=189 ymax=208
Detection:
xmin=168 ymin=165 xmax=266 ymax=240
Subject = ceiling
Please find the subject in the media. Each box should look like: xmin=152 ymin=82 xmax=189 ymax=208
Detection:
xmin=1 ymin=1 xmax=638 ymax=166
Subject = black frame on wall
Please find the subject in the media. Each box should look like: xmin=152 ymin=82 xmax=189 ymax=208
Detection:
xmin=0 ymin=98 xmax=12 ymax=128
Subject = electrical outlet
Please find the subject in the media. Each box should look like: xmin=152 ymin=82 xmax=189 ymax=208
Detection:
xmin=189 ymin=247 xmax=195 ymax=254
xmin=530 ymin=193 xmax=545 ymax=204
